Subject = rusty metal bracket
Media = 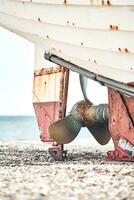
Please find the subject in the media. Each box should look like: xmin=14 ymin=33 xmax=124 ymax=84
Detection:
xmin=107 ymin=146 xmax=134 ymax=162
xmin=48 ymin=145 xmax=68 ymax=161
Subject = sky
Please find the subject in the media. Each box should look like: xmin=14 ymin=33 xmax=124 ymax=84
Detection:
xmin=0 ymin=27 xmax=108 ymax=116
xmin=0 ymin=27 xmax=34 ymax=115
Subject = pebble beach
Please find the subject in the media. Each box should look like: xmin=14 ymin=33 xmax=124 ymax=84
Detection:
xmin=0 ymin=140 xmax=134 ymax=200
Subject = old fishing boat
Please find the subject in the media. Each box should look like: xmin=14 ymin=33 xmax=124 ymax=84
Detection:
xmin=0 ymin=0 xmax=134 ymax=161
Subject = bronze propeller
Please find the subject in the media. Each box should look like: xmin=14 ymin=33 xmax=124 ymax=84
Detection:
xmin=48 ymin=75 xmax=111 ymax=145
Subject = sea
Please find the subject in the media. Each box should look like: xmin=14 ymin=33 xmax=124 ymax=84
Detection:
xmin=0 ymin=116 xmax=92 ymax=141
xmin=0 ymin=116 xmax=40 ymax=141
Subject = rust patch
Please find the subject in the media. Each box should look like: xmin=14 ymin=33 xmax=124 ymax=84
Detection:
xmin=125 ymin=48 xmax=129 ymax=53
xmin=118 ymin=48 xmax=129 ymax=53
xmin=38 ymin=17 xmax=41 ymax=22
xmin=110 ymin=25 xmax=118 ymax=30
xmin=107 ymin=0 xmax=111 ymax=5
xmin=102 ymin=0 xmax=104 ymax=5
xmin=34 ymin=66 xmax=66 ymax=77
xmin=88 ymin=58 xmax=97 ymax=63
xmin=127 ymin=82 xmax=134 ymax=87
xmin=51 ymin=47 xmax=56 ymax=51
xmin=64 ymin=0 xmax=67 ymax=5
xmin=102 ymin=0 xmax=111 ymax=6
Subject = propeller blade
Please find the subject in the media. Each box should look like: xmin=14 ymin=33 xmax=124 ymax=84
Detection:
xmin=87 ymin=104 xmax=111 ymax=145
xmin=48 ymin=112 xmax=83 ymax=144
xmin=79 ymin=75 xmax=89 ymax=100
xmin=87 ymin=121 xmax=111 ymax=145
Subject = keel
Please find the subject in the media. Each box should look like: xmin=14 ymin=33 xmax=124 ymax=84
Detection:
xmin=33 ymin=46 xmax=69 ymax=160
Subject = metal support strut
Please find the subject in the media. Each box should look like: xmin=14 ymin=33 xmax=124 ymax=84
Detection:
xmin=48 ymin=144 xmax=68 ymax=161
xmin=107 ymin=88 xmax=134 ymax=161
xmin=33 ymin=66 xmax=69 ymax=161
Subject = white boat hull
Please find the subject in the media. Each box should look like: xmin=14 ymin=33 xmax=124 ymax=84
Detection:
xmin=0 ymin=0 xmax=134 ymax=84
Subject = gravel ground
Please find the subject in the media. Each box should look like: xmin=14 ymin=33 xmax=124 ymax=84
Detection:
xmin=0 ymin=140 xmax=134 ymax=200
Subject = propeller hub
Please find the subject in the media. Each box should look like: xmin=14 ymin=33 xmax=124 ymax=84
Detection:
xmin=71 ymin=100 xmax=108 ymax=126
